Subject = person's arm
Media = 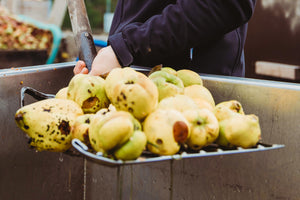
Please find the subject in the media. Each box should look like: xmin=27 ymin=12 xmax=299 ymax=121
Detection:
xmin=74 ymin=0 xmax=256 ymax=76
xmin=109 ymin=0 xmax=256 ymax=67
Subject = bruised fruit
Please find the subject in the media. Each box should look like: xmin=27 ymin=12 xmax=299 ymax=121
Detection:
xmin=15 ymin=98 xmax=83 ymax=152
xmin=183 ymin=109 xmax=219 ymax=150
xmin=67 ymin=74 xmax=110 ymax=113
xmin=113 ymin=130 xmax=147 ymax=160
xmin=217 ymin=114 xmax=261 ymax=148
xmin=143 ymin=109 xmax=190 ymax=155
xmin=176 ymin=69 xmax=203 ymax=87
xmin=216 ymin=100 xmax=244 ymax=114
xmin=105 ymin=67 xmax=158 ymax=120
xmin=214 ymin=100 xmax=244 ymax=122
xmin=89 ymin=110 xmax=141 ymax=153
xmin=149 ymin=70 xmax=184 ymax=101
xmin=71 ymin=114 xmax=94 ymax=147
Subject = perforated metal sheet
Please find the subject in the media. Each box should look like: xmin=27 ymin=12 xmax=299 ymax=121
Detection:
xmin=71 ymin=139 xmax=284 ymax=167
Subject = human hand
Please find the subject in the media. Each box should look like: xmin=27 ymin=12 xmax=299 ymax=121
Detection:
xmin=73 ymin=45 xmax=121 ymax=77
xmin=73 ymin=60 xmax=88 ymax=75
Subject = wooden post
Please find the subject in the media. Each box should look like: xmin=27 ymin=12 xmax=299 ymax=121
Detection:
xmin=48 ymin=0 xmax=67 ymax=27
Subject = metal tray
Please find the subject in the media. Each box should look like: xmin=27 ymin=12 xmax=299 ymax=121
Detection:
xmin=71 ymin=138 xmax=284 ymax=166
xmin=19 ymin=86 xmax=285 ymax=167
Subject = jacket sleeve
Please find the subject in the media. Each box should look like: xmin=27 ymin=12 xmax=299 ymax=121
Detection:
xmin=108 ymin=0 xmax=256 ymax=67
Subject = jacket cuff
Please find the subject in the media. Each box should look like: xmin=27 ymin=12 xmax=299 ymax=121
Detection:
xmin=108 ymin=32 xmax=133 ymax=67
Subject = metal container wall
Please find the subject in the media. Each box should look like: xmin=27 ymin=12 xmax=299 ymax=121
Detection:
xmin=86 ymin=74 xmax=300 ymax=200
xmin=0 ymin=63 xmax=84 ymax=200
xmin=1 ymin=63 xmax=299 ymax=199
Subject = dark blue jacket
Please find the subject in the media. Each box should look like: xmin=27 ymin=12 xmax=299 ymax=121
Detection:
xmin=108 ymin=0 xmax=256 ymax=77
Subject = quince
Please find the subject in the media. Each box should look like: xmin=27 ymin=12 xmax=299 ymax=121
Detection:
xmin=15 ymin=98 xmax=83 ymax=152
xmin=149 ymin=70 xmax=184 ymax=101
xmin=143 ymin=109 xmax=190 ymax=155
xmin=67 ymin=74 xmax=110 ymax=113
xmin=105 ymin=67 xmax=158 ymax=120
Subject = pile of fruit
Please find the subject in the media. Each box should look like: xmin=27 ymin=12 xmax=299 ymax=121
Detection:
xmin=0 ymin=6 xmax=53 ymax=51
xmin=15 ymin=67 xmax=262 ymax=161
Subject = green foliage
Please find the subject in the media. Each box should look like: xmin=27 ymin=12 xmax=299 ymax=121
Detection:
xmin=62 ymin=0 xmax=118 ymax=33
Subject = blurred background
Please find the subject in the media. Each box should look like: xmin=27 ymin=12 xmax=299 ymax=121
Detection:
xmin=245 ymin=0 xmax=300 ymax=82
xmin=0 ymin=0 xmax=300 ymax=82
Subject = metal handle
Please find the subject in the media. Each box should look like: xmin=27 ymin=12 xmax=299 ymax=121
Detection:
xmin=20 ymin=87 xmax=55 ymax=107
xmin=67 ymin=0 xmax=97 ymax=72
xmin=78 ymin=32 xmax=97 ymax=71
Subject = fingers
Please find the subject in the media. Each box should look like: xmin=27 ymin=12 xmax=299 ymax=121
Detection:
xmin=80 ymin=67 xmax=89 ymax=74
xmin=89 ymin=64 xmax=120 ymax=77
xmin=73 ymin=60 xmax=88 ymax=75
xmin=88 ymin=46 xmax=122 ymax=76
xmin=74 ymin=46 xmax=122 ymax=76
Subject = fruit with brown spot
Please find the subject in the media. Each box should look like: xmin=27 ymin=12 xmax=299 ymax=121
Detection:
xmin=105 ymin=67 xmax=158 ymax=120
xmin=14 ymin=98 xmax=83 ymax=152
xmin=143 ymin=109 xmax=190 ymax=155
xmin=71 ymin=114 xmax=94 ymax=148
xmin=214 ymin=100 xmax=244 ymax=122
xmin=67 ymin=74 xmax=110 ymax=113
